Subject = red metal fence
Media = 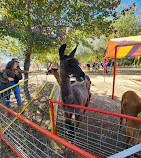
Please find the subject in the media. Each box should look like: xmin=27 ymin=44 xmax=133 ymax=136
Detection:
xmin=50 ymin=100 xmax=141 ymax=158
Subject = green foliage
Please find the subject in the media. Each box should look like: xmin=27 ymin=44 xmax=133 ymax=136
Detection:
xmin=32 ymin=48 xmax=59 ymax=64
xmin=0 ymin=0 xmax=124 ymax=67
xmin=0 ymin=36 xmax=25 ymax=60
xmin=138 ymin=112 xmax=141 ymax=118
xmin=1 ymin=0 xmax=121 ymax=46
xmin=76 ymin=34 xmax=108 ymax=62
xmin=78 ymin=2 xmax=141 ymax=63
xmin=110 ymin=2 xmax=141 ymax=38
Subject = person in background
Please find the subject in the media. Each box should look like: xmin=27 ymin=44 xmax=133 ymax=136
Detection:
xmin=110 ymin=62 xmax=112 ymax=71
xmin=1 ymin=60 xmax=28 ymax=113
xmin=92 ymin=62 xmax=95 ymax=72
xmin=86 ymin=62 xmax=90 ymax=71
xmin=103 ymin=60 xmax=107 ymax=73
xmin=100 ymin=62 xmax=103 ymax=69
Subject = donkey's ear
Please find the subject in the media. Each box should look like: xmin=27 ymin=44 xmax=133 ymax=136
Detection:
xmin=69 ymin=45 xmax=78 ymax=58
xmin=59 ymin=44 xmax=66 ymax=59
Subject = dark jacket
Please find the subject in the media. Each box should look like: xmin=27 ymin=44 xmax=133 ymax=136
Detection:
xmin=14 ymin=67 xmax=23 ymax=84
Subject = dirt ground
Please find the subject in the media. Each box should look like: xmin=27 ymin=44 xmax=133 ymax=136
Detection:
xmin=90 ymin=73 xmax=141 ymax=112
xmin=1 ymin=68 xmax=141 ymax=157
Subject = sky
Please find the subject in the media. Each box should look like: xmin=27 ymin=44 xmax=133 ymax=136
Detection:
xmin=0 ymin=0 xmax=141 ymax=63
xmin=121 ymin=0 xmax=141 ymax=10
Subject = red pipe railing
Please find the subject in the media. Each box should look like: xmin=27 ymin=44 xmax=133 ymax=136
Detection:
xmin=50 ymin=100 xmax=141 ymax=122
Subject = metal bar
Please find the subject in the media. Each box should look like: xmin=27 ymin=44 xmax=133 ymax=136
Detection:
xmin=108 ymin=143 xmax=141 ymax=158
xmin=112 ymin=45 xmax=117 ymax=100
xmin=50 ymin=100 xmax=141 ymax=122
xmin=49 ymin=84 xmax=56 ymax=133
xmin=49 ymin=102 xmax=56 ymax=135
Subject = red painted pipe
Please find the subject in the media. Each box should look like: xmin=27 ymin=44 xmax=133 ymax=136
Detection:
xmin=50 ymin=100 xmax=141 ymax=123
xmin=112 ymin=45 xmax=118 ymax=100
xmin=49 ymin=102 xmax=56 ymax=134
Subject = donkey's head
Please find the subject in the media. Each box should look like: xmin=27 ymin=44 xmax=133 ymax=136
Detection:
xmin=59 ymin=44 xmax=85 ymax=82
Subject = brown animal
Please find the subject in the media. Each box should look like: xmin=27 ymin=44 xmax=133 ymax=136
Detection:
xmin=46 ymin=67 xmax=93 ymax=88
xmin=46 ymin=68 xmax=61 ymax=85
xmin=120 ymin=91 xmax=141 ymax=147
xmin=46 ymin=68 xmax=76 ymax=85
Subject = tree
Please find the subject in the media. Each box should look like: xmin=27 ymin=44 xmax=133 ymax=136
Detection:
xmin=110 ymin=2 xmax=141 ymax=38
xmin=76 ymin=36 xmax=107 ymax=63
xmin=109 ymin=2 xmax=141 ymax=65
xmin=79 ymin=1 xmax=141 ymax=63
xmin=0 ymin=0 xmax=122 ymax=74
xmin=0 ymin=36 xmax=26 ymax=60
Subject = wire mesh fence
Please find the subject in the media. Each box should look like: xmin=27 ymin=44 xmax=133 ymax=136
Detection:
xmin=50 ymin=100 xmax=141 ymax=158
xmin=0 ymin=72 xmax=47 ymax=114
xmin=0 ymin=72 xmax=95 ymax=158
xmin=0 ymin=72 xmax=60 ymax=129
xmin=0 ymin=72 xmax=94 ymax=158
xmin=0 ymin=104 xmax=93 ymax=158
xmin=106 ymin=66 xmax=141 ymax=75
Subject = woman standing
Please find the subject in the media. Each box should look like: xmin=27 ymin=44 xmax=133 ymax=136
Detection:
xmin=1 ymin=60 xmax=25 ymax=112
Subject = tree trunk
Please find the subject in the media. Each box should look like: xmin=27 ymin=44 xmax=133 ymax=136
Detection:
xmin=24 ymin=50 xmax=31 ymax=100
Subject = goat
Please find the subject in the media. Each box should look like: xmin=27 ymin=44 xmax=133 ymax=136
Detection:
xmin=120 ymin=91 xmax=141 ymax=147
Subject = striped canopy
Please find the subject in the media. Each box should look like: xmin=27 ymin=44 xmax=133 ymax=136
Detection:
xmin=105 ymin=35 xmax=141 ymax=58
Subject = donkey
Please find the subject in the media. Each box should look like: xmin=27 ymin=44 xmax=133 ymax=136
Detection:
xmin=59 ymin=44 xmax=91 ymax=137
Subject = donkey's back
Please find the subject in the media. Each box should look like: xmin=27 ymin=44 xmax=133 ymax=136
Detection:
xmin=72 ymin=78 xmax=91 ymax=106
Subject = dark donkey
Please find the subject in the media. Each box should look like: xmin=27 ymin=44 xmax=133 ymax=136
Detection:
xmin=59 ymin=44 xmax=91 ymax=137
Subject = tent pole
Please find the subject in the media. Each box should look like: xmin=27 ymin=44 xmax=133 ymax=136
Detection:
xmin=112 ymin=46 xmax=118 ymax=100
xmin=103 ymin=59 xmax=105 ymax=80
xmin=106 ymin=58 xmax=107 ymax=75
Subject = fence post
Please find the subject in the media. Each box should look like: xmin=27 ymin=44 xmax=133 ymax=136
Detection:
xmin=49 ymin=101 xmax=56 ymax=134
